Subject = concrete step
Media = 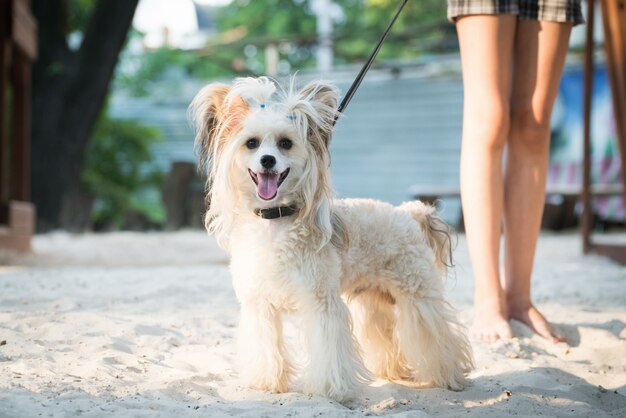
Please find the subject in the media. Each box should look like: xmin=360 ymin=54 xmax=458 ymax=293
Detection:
xmin=0 ymin=200 xmax=35 ymax=252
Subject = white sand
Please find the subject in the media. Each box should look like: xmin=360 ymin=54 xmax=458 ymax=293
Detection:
xmin=1 ymin=231 xmax=625 ymax=417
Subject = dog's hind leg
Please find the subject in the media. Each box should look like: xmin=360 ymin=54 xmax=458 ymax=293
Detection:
xmin=236 ymin=299 xmax=293 ymax=393
xmin=347 ymin=288 xmax=410 ymax=381
xmin=302 ymin=290 xmax=371 ymax=401
xmin=393 ymin=290 xmax=473 ymax=390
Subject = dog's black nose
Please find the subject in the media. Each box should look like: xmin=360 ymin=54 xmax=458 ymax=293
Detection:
xmin=260 ymin=155 xmax=276 ymax=169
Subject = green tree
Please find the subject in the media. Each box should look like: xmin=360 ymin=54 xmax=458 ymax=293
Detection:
xmin=32 ymin=0 xmax=140 ymax=230
xmin=118 ymin=0 xmax=452 ymax=98
xmin=116 ymin=37 xmax=240 ymax=97
xmin=335 ymin=0 xmax=451 ymax=62
xmin=83 ymin=115 xmax=164 ymax=229
xmin=213 ymin=0 xmax=451 ymax=73
xmin=219 ymin=0 xmax=317 ymax=39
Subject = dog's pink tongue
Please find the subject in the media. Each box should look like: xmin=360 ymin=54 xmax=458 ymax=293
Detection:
xmin=257 ymin=172 xmax=279 ymax=200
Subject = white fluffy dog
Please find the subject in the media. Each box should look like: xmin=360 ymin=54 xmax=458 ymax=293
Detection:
xmin=190 ymin=76 xmax=473 ymax=401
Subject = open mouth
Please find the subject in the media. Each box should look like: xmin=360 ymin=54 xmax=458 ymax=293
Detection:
xmin=248 ymin=168 xmax=290 ymax=200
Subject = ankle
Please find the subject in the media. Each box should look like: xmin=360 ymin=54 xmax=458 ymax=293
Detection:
xmin=474 ymin=292 xmax=508 ymax=315
xmin=506 ymin=295 xmax=533 ymax=313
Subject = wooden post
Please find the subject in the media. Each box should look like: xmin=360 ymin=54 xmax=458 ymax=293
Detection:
xmin=0 ymin=0 xmax=9 ymax=208
xmin=599 ymin=0 xmax=626 ymax=190
xmin=10 ymin=49 xmax=31 ymax=201
xmin=10 ymin=0 xmax=36 ymax=204
xmin=582 ymin=0 xmax=626 ymax=265
xmin=582 ymin=0 xmax=595 ymax=254
xmin=0 ymin=0 xmax=36 ymax=251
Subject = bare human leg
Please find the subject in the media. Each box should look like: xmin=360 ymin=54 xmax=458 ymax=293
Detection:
xmin=504 ymin=19 xmax=572 ymax=342
xmin=456 ymin=15 xmax=517 ymax=343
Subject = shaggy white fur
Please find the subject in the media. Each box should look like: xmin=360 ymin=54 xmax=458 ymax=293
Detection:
xmin=190 ymin=76 xmax=474 ymax=401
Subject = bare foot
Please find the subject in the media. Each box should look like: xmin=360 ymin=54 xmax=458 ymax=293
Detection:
xmin=508 ymin=301 xmax=566 ymax=343
xmin=471 ymin=303 xmax=513 ymax=343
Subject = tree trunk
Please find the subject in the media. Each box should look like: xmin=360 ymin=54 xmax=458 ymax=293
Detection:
xmin=31 ymin=0 xmax=139 ymax=231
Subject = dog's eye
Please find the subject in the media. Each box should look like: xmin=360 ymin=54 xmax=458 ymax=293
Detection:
xmin=246 ymin=138 xmax=259 ymax=149
xmin=278 ymin=138 xmax=292 ymax=150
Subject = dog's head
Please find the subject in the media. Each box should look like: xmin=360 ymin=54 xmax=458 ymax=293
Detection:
xmin=190 ymin=77 xmax=341 ymax=246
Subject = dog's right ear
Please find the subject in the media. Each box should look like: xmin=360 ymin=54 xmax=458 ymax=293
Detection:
xmin=189 ymin=83 xmax=248 ymax=174
xmin=298 ymin=81 xmax=340 ymax=148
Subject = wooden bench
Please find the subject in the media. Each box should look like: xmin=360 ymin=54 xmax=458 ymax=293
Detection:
xmin=409 ymin=183 xmax=625 ymax=230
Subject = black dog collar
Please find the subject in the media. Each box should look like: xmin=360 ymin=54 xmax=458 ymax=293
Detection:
xmin=254 ymin=205 xmax=298 ymax=219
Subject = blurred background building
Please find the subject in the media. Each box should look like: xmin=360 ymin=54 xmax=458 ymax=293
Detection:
xmin=111 ymin=0 xmax=624 ymax=229
xmin=1 ymin=0 xmax=623 ymax=236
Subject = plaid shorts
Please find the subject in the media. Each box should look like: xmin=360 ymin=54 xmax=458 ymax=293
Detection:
xmin=447 ymin=0 xmax=584 ymax=25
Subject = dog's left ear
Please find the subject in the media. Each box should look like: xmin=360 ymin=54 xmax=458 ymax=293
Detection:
xmin=189 ymin=83 xmax=249 ymax=174
xmin=297 ymin=81 xmax=340 ymax=148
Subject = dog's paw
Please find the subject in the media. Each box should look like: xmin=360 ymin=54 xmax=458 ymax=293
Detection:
xmin=304 ymin=385 xmax=357 ymax=403
xmin=304 ymin=367 xmax=369 ymax=402
xmin=247 ymin=376 xmax=290 ymax=394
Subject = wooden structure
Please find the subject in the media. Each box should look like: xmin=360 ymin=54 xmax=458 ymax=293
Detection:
xmin=582 ymin=0 xmax=626 ymax=264
xmin=0 ymin=0 xmax=37 ymax=251
xmin=412 ymin=0 xmax=626 ymax=265
xmin=410 ymin=183 xmax=623 ymax=232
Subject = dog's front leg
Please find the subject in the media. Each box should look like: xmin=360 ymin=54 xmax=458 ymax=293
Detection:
xmin=236 ymin=298 xmax=293 ymax=393
xmin=302 ymin=285 xmax=371 ymax=401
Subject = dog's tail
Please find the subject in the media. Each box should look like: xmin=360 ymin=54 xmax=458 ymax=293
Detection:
xmin=398 ymin=201 xmax=454 ymax=273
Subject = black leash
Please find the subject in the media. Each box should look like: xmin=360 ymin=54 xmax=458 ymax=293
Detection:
xmin=254 ymin=0 xmax=408 ymax=220
xmin=334 ymin=0 xmax=409 ymax=124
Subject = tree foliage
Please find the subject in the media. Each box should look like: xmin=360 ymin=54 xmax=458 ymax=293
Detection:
xmin=116 ymin=38 xmax=240 ymax=96
xmin=67 ymin=0 xmax=96 ymax=34
xmin=215 ymin=0 xmax=452 ymax=72
xmin=83 ymin=115 xmax=164 ymax=228
xmin=219 ymin=0 xmax=317 ymax=38
xmin=61 ymin=0 xmax=165 ymax=227
xmin=31 ymin=0 xmax=139 ymax=230
xmin=118 ymin=0 xmax=452 ymax=97
xmin=335 ymin=0 xmax=452 ymax=62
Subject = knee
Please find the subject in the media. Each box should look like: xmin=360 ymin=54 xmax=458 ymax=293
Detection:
xmin=509 ymin=106 xmax=552 ymax=153
xmin=463 ymin=98 xmax=510 ymax=152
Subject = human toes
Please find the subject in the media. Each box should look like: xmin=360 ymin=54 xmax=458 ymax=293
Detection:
xmin=514 ymin=305 xmax=566 ymax=343
xmin=540 ymin=322 xmax=567 ymax=343
xmin=471 ymin=320 xmax=512 ymax=343
xmin=495 ymin=321 xmax=513 ymax=340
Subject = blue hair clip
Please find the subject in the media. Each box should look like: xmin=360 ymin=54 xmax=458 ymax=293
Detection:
xmin=260 ymin=103 xmax=266 ymax=109
xmin=287 ymin=115 xmax=295 ymax=121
